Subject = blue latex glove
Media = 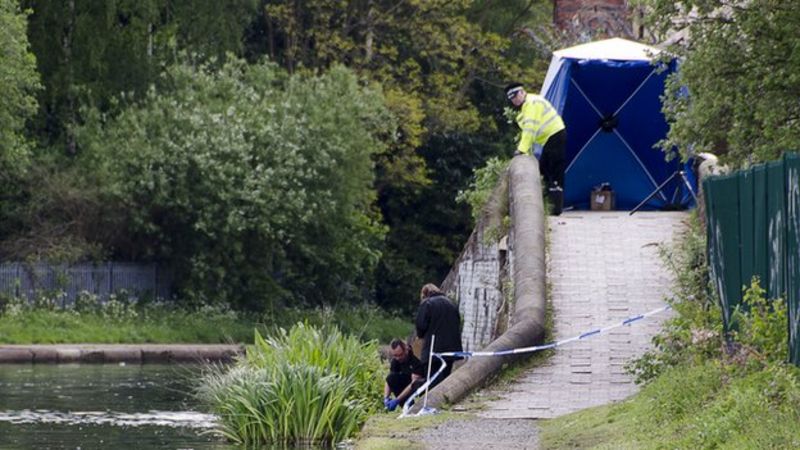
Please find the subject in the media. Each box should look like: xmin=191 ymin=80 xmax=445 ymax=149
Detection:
xmin=383 ymin=397 xmax=391 ymax=408
xmin=386 ymin=398 xmax=400 ymax=411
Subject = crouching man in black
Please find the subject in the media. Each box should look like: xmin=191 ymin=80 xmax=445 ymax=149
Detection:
xmin=383 ymin=339 xmax=423 ymax=411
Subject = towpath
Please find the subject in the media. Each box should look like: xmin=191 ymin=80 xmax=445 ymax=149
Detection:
xmin=390 ymin=211 xmax=687 ymax=449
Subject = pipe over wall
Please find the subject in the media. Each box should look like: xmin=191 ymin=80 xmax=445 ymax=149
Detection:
xmin=411 ymin=155 xmax=547 ymax=410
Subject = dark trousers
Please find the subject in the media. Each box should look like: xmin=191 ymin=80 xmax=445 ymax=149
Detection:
xmin=541 ymin=129 xmax=566 ymax=214
xmin=541 ymin=129 xmax=566 ymax=189
xmin=415 ymin=356 xmax=454 ymax=391
xmin=386 ymin=372 xmax=412 ymax=397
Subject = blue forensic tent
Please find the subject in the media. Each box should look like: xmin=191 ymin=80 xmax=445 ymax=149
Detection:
xmin=540 ymin=38 xmax=695 ymax=210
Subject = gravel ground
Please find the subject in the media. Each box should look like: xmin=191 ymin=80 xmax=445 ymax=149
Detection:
xmin=407 ymin=416 xmax=540 ymax=450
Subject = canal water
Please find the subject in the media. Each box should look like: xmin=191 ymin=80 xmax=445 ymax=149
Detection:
xmin=0 ymin=363 xmax=234 ymax=449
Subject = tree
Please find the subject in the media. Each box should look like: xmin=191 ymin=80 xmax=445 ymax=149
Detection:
xmin=248 ymin=0 xmax=550 ymax=309
xmin=0 ymin=0 xmax=39 ymax=171
xmin=641 ymin=0 xmax=800 ymax=167
xmin=0 ymin=0 xmax=40 ymax=247
xmin=12 ymin=0 xmax=558 ymax=311
xmin=22 ymin=0 xmax=259 ymax=153
xmin=76 ymin=59 xmax=394 ymax=309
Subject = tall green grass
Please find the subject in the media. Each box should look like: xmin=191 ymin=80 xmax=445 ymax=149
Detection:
xmin=197 ymin=323 xmax=384 ymax=446
xmin=274 ymin=303 xmax=413 ymax=344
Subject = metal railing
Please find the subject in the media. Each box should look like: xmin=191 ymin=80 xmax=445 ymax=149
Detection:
xmin=0 ymin=262 xmax=173 ymax=306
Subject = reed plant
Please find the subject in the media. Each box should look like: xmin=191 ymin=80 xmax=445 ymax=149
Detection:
xmin=197 ymin=323 xmax=383 ymax=446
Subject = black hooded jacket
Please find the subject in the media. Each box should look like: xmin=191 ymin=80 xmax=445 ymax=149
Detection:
xmin=415 ymin=294 xmax=463 ymax=362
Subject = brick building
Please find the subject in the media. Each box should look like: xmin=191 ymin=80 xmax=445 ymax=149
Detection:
xmin=554 ymin=0 xmax=646 ymax=40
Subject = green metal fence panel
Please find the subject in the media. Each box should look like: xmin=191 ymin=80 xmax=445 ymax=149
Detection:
xmin=738 ymin=170 xmax=755 ymax=287
xmin=785 ymin=153 xmax=800 ymax=365
xmin=766 ymin=161 xmax=787 ymax=300
xmin=706 ymin=153 xmax=800 ymax=366
xmin=753 ymin=165 xmax=770 ymax=288
xmin=705 ymin=174 xmax=742 ymax=330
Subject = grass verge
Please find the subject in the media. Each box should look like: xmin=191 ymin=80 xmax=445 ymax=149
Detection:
xmin=0 ymin=295 xmax=412 ymax=344
xmin=541 ymin=211 xmax=800 ymax=449
xmin=539 ymin=360 xmax=800 ymax=449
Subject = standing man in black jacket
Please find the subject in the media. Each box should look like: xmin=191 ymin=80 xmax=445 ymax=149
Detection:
xmin=415 ymin=283 xmax=463 ymax=387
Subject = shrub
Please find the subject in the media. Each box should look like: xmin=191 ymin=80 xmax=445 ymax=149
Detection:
xmin=627 ymin=212 xmax=725 ymax=383
xmin=78 ymin=59 xmax=395 ymax=310
xmin=628 ymin=211 xmax=792 ymax=376
xmin=456 ymin=156 xmax=510 ymax=223
xmin=727 ymin=277 xmax=789 ymax=368
xmin=198 ymin=323 xmax=383 ymax=446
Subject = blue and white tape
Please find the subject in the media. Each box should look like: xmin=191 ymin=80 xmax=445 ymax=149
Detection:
xmin=399 ymin=304 xmax=671 ymax=417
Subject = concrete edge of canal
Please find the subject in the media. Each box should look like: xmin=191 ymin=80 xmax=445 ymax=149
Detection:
xmin=0 ymin=344 xmax=245 ymax=363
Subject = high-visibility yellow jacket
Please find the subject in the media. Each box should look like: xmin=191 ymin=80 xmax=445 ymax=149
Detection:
xmin=515 ymin=94 xmax=565 ymax=157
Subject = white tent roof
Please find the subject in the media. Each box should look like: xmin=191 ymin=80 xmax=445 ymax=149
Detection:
xmin=553 ymin=37 xmax=660 ymax=61
xmin=540 ymin=38 xmax=661 ymax=96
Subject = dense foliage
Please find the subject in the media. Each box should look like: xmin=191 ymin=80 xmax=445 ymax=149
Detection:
xmin=197 ymin=323 xmax=384 ymax=446
xmin=640 ymin=0 xmax=800 ymax=167
xmin=2 ymin=0 xmax=556 ymax=311
xmin=0 ymin=0 xmax=38 ymax=171
xmin=77 ymin=61 xmax=393 ymax=308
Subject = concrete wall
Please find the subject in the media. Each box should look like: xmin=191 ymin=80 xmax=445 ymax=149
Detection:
xmin=441 ymin=172 xmax=511 ymax=352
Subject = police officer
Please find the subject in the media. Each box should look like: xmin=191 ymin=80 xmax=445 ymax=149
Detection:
xmin=505 ymin=82 xmax=566 ymax=215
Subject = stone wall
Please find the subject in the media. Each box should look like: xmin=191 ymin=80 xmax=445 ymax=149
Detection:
xmin=441 ymin=227 xmax=508 ymax=352
xmin=441 ymin=172 xmax=510 ymax=352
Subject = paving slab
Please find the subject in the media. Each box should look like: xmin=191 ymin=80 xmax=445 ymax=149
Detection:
xmin=479 ymin=211 xmax=687 ymax=419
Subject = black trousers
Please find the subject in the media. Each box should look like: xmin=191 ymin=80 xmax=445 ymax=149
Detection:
xmin=386 ymin=372 xmax=412 ymax=397
xmin=541 ymin=129 xmax=566 ymax=190
xmin=541 ymin=129 xmax=566 ymax=215
xmin=414 ymin=356 xmax=454 ymax=392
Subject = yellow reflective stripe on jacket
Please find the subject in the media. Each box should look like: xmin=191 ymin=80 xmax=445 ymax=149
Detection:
xmin=515 ymin=94 xmax=565 ymax=154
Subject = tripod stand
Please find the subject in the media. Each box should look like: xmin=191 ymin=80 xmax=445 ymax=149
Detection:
xmin=629 ymin=170 xmax=697 ymax=215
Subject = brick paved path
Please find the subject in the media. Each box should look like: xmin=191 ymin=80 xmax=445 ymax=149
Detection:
xmin=479 ymin=211 xmax=687 ymax=419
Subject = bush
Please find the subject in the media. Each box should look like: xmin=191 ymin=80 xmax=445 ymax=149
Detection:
xmin=197 ymin=323 xmax=383 ymax=446
xmin=456 ymin=156 xmax=510 ymax=223
xmin=627 ymin=212 xmax=725 ymax=384
xmin=78 ymin=59 xmax=396 ymax=310
xmin=728 ymin=277 xmax=789 ymax=367
xmin=628 ymin=214 xmax=789 ymax=384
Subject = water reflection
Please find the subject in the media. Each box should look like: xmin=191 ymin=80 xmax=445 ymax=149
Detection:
xmin=0 ymin=363 xmax=233 ymax=449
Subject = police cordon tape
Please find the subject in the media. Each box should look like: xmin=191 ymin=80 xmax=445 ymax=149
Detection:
xmin=399 ymin=304 xmax=672 ymax=418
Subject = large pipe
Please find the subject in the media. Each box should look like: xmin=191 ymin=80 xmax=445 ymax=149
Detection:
xmin=410 ymin=155 xmax=547 ymax=410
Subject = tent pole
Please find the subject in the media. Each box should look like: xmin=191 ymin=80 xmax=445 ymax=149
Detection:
xmin=629 ymin=170 xmax=695 ymax=215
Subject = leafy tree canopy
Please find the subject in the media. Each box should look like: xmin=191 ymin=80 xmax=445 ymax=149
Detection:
xmin=642 ymin=0 xmax=800 ymax=167
xmin=0 ymin=0 xmax=39 ymax=171
xmin=12 ymin=0 xmax=558 ymax=310
xmin=77 ymin=59 xmax=395 ymax=309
